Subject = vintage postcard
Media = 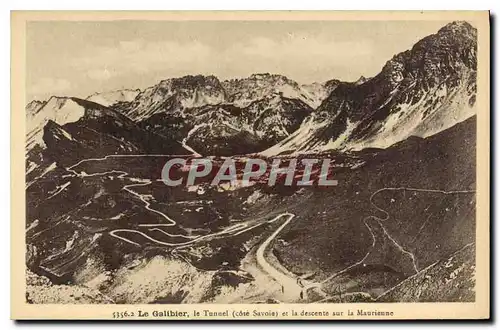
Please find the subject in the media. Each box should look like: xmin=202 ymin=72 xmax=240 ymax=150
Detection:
xmin=11 ymin=11 xmax=490 ymax=320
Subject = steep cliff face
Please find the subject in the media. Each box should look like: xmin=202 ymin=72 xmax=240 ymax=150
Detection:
xmin=262 ymin=21 xmax=477 ymax=156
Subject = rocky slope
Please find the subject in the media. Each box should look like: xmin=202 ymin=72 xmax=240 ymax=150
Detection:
xmin=376 ymin=243 xmax=475 ymax=302
xmin=262 ymin=21 xmax=477 ymax=156
xmin=26 ymin=96 xmax=88 ymax=152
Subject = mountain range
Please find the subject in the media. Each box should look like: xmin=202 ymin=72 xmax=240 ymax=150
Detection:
xmin=26 ymin=21 xmax=476 ymax=160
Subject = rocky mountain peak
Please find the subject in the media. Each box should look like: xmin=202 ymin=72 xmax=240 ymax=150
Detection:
xmin=354 ymin=76 xmax=368 ymax=85
xmin=46 ymin=95 xmax=70 ymax=107
xmin=223 ymin=73 xmax=299 ymax=90
xmin=26 ymin=99 xmax=47 ymax=117
xmin=160 ymin=74 xmax=223 ymax=91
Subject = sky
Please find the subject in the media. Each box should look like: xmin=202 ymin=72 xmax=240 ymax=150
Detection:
xmin=26 ymin=20 xmax=455 ymax=102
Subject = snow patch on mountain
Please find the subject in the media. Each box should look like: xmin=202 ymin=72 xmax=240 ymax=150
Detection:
xmin=86 ymin=89 xmax=140 ymax=107
xmin=125 ymin=75 xmax=226 ymax=121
